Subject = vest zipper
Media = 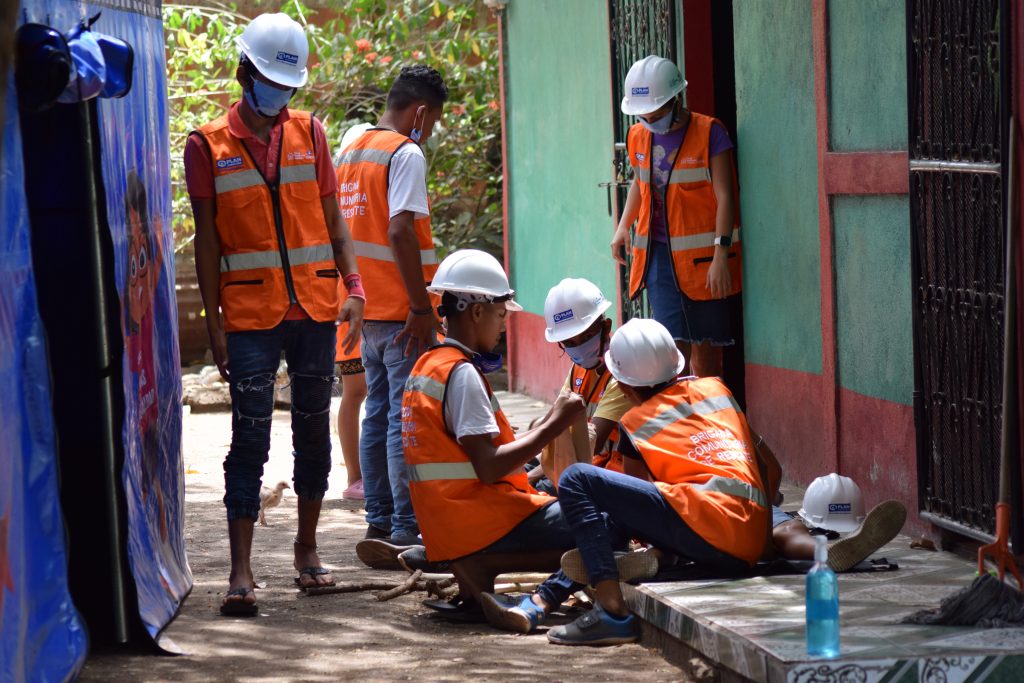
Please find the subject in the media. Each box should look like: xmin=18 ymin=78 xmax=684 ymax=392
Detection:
xmin=269 ymin=185 xmax=299 ymax=305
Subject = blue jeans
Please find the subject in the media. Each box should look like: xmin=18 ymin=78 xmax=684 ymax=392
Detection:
xmin=479 ymin=501 xmax=585 ymax=608
xmin=645 ymin=240 xmax=734 ymax=345
xmin=223 ymin=319 xmax=337 ymax=521
xmin=557 ymin=463 xmax=748 ymax=585
xmin=359 ymin=321 xmax=421 ymax=537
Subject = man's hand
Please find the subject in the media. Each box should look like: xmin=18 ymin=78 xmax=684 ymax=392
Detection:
xmin=337 ymin=297 xmax=365 ymax=355
xmin=549 ymin=392 xmax=586 ymax=430
xmin=207 ymin=317 xmax=230 ymax=381
xmin=706 ymin=252 xmax=732 ymax=299
xmin=610 ymin=225 xmax=632 ymax=266
xmin=395 ymin=309 xmax=441 ymax=357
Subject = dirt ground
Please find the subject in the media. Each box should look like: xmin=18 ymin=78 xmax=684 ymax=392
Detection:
xmin=79 ymin=398 xmax=687 ymax=682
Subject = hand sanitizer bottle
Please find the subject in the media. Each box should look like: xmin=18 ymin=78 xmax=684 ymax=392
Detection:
xmin=806 ymin=535 xmax=839 ymax=658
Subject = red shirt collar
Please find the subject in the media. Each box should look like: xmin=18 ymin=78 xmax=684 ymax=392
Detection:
xmin=227 ymin=101 xmax=291 ymax=140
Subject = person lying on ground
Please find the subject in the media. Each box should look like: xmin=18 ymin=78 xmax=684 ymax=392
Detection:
xmin=479 ymin=318 xmax=769 ymax=645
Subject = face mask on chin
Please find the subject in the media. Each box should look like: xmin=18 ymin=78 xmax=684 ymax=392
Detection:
xmin=640 ymin=101 xmax=676 ymax=134
xmin=471 ymin=351 xmax=503 ymax=374
xmin=244 ymin=78 xmax=295 ymax=118
xmin=564 ymin=332 xmax=605 ymax=369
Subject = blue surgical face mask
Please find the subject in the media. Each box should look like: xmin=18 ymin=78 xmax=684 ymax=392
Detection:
xmin=472 ymin=351 xmax=503 ymax=374
xmin=564 ymin=333 xmax=604 ymax=369
xmin=245 ymin=79 xmax=294 ymax=118
xmin=410 ymin=127 xmax=423 ymax=143
xmin=640 ymin=101 xmax=675 ymax=134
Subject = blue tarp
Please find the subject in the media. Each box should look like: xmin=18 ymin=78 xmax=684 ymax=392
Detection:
xmin=0 ymin=77 xmax=89 ymax=682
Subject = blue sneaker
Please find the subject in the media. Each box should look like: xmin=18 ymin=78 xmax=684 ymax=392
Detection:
xmin=547 ymin=605 xmax=640 ymax=646
xmin=480 ymin=592 xmax=546 ymax=634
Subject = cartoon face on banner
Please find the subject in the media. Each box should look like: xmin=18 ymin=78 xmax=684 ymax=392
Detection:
xmin=125 ymin=170 xmax=161 ymax=334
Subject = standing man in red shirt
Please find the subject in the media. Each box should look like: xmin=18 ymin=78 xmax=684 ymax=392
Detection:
xmin=184 ymin=13 xmax=364 ymax=616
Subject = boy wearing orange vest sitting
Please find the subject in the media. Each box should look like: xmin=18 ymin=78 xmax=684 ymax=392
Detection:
xmin=481 ymin=318 xmax=768 ymax=645
xmin=399 ymin=249 xmax=591 ymax=620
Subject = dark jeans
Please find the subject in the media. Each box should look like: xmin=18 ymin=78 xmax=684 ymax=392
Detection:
xmin=223 ymin=319 xmax=336 ymax=521
xmin=557 ymin=463 xmax=747 ymax=585
xmin=478 ymin=501 xmax=585 ymax=608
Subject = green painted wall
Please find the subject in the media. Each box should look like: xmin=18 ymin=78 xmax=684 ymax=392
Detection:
xmin=733 ymin=0 xmax=822 ymax=374
xmin=834 ymin=197 xmax=913 ymax=405
xmin=504 ymin=1 xmax=617 ymax=314
xmin=828 ymin=0 xmax=908 ymax=151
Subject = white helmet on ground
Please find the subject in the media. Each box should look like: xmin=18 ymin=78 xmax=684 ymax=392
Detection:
xmin=620 ymin=55 xmax=687 ymax=116
xmin=428 ymin=249 xmax=523 ymax=312
xmin=798 ymin=473 xmax=866 ymax=533
xmin=236 ymin=13 xmax=309 ymax=88
xmin=543 ymin=278 xmax=612 ymax=342
xmin=603 ymin=318 xmax=685 ymax=387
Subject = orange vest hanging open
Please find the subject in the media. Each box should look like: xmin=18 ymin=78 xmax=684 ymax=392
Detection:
xmin=335 ymin=129 xmax=437 ymax=322
xmin=196 ymin=110 xmax=339 ymax=332
xmin=402 ymin=345 xmax=552 ymax=561
xmin=567 ymin=364 xmax=624 ymax=473
xmin=620 ymin=377 xmax=767 ymax=565
xmin=626 ymin=112 xmax=742 ymax=301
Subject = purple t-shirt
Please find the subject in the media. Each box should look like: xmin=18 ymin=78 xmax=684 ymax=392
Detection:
xmin=650 ymin=121 xmax=733 ymax=243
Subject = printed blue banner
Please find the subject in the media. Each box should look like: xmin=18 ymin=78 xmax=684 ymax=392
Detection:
xmin=0 ymin=78 xmax=89 ymax=681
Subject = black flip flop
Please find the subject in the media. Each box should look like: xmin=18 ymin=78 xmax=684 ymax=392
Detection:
xmin=422 ymin=595 xmax=488 ymax=623
xmin=294 ymin=566 xmax=336 ymax=590
xmin=220 ymin=587 xmax=258 ymax=617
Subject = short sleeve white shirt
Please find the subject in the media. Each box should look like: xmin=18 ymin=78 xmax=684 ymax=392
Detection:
xmin=442 ymin=339 xmax=500 ymax=441
xmin=387 ymin=143 xmax=430 ymax=219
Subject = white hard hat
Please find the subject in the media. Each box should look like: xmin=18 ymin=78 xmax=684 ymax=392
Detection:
xmin=544 ymin=278 xmax=612 ymax=342
xmin=798 ymin=473 xmax=866 ymax=533
xmin=236 ymin=13 xmax=309 ymax=88
xmin=621 ymin=55 xmax=687 ymax=116
xmin=603 ymin=318 xmax=685 ymax=387
xmin=428 ymin=249 xmax=523 ymax=311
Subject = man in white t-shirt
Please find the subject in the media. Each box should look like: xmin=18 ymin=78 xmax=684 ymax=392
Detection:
xmin=337 ymin=67 xmax=449 ymax=564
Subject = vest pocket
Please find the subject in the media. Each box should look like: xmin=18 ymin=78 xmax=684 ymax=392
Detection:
xmin=223 ymin=279 xmax=264 ymax=287
xmin=692 ymin=252 xmax=738 ymax=266
xmin=315 ymin=269 xmax=339 ymax=278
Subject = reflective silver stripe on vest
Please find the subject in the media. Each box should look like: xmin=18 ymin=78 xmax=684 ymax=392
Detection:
xmin=336 ymin=147 xmax=394 ymax=166
xmin=668 ymin=229 xmax=741 ymax=252
xmin=634 ymin=166 xmax=650 ymax=183
xmin=280 ymin=163 xmax=316 ymax=185
xmin=406 ymin=374 xmax=446 ymax=402
xmin=668 ymin=166 xmax=711 ymax=184
xmin=215 ymin=169 xmax=264 ymax=194
xmin=630 ymin=394 xmax=740 ymax=443
xmin=353 ymin=240 xmax=439 ymax=265
xmin=696 ymin=475 xmax=767 ymax=508
xmin=220 ymin=243 xmax=334 ymax=272
xmin=633 ymin=234 xmax=649 ymax=250
xmin=408 ymin=461 xmax=478 ymax=483
xmin=490 ymin=394 xmax=501 ymax=414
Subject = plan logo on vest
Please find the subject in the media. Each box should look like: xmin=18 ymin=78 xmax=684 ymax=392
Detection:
xmin=631 ymin=86 xmax=650 ymax=96
xmin=553 ymin=308 xmax=574 ymax=324
xmin=287 ymin=149 xmax=315 ymax=161
xmin=276 ymin=51 xmax=299 ymax=65
xmin=636 ymin=153 xmax=646 ymax=162
xmin=828 ymin=503 xmax=852 ymax=514
xmin=574 ymin=377 xmax=584 ymax=388
xmin=216 ymin=156 xmax=244 ymax=170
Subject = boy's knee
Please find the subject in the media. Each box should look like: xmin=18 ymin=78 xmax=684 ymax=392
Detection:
xmin=558 ymin=462 xmax=591 ymax=493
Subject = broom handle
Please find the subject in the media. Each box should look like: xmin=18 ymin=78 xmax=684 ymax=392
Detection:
xmin=1000 ymin=116 xmax=1017 ymax=507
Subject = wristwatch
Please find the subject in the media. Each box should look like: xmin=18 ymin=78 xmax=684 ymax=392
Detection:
xmin=714 ymin=234 xmax=732 ymax=248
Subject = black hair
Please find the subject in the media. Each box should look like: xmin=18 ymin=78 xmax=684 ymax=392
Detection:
xmin=387 ymin=65 xmax=448 ymax=111
xmin=438 ymin=291 xmax=466 ymax=320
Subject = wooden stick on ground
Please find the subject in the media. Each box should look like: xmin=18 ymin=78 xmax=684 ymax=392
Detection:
xmin=375 ymin=569 xmax=423 ymax=602
xmin=304 ymin=581 xmax=401 ymax=597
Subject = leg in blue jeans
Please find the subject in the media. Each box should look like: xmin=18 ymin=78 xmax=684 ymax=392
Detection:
xmin=284 ymin=321 xmax=337 ymax=501
xmin=557 ymin=463 xmax=747 ymax=585
xmin=359 ymin=322 xmax=421 ymax=538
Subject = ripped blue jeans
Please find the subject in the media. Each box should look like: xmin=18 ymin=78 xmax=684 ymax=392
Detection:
xmin=223 ymin=319 xmax=336 ymax=521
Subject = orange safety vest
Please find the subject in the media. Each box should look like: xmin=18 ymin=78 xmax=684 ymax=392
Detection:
xmin=335 ymin=129 xmax=437 ymax=322
xmin=626 ymin=112 xmax=742 ymax=302
xmin=567 ymin=364 xmax=623 ymax=473
xmin=196 ymin=110 xmax=339 ymax=332
xmin=620 ymin=377 xmax=767 ymax=564
xmin=402 ymin=345 xmax=552 ymax=561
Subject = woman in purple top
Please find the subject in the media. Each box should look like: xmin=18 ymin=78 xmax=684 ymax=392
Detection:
xmin=611 ymin=56 xmax=738 ymax=378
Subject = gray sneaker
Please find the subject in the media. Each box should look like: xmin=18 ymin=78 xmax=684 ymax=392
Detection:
xmin=356 ymin=538 xmax=422 ymax=570
xmin=547 ymin=605 xmax=640 ymax=646
xmin=827 ymin=500 xmax=907 ymax=572
xmin=560 ymin=548 xmax=659 ymax=586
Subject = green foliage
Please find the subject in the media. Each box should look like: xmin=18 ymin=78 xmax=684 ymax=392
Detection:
xmin=164 ymin=0 xmax=502 ymax=259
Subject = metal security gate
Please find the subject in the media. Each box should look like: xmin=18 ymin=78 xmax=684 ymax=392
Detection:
xmin=908 ymin=0 xmax=1016 ymax=542
xmin=607 ymin=0 xmax=679 ymax=322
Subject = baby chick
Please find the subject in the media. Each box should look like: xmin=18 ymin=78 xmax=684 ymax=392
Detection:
xmin=258 ymin=481 xmax=290 ymax=526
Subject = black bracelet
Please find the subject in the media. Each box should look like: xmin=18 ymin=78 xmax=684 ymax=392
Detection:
xmin=410 ymin=305 xmax=433 ymax=316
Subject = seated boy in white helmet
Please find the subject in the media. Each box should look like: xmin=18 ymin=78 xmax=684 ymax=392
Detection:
xmin=526 ymin=278 xmax=644 ymax=492
xmin=396 ymin=249 xmax=596 ymax=621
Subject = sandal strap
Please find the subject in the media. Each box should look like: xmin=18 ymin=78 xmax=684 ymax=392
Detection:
xmin=293 ymin=536 xmax=318 ymax=550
